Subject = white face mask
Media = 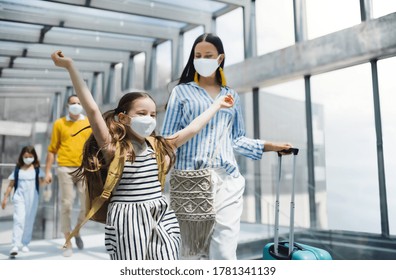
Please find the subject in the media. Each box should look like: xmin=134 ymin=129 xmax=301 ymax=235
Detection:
xmin=193 ymin=55 xmax=221 ymax=77
xmin=68 ymin=104 xmax=83 ymax=115
xmin=129 ymin=115 xmax=156 ymax=138
xmin=23 ymin=157 xmax=34 ymax=165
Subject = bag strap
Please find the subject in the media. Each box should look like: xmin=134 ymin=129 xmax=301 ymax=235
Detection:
xmin=146 ymin=136 xmax=167 ymax=191
xmin=63 ymin=141 xmax=125 ymax=248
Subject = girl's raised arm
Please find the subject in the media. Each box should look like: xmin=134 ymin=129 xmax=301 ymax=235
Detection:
xmin=51 ymin=51 xmax=110 ymax=148
xmin=167 ymin=95 xmax=234 ymax=148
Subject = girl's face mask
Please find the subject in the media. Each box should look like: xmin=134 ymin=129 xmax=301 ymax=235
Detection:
xmin=129 ymin=115 xmax=156 ymax=138
xmin=23 ymin=157 xmax=34 ymax=165
xmin=193 ymin=55 xmax=221 ymax=77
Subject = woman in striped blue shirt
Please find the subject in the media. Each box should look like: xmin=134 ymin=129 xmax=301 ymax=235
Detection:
xmin=162 ymin=33 xmax=292 ymax=260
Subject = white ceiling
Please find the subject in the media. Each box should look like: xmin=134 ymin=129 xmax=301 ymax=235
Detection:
xmin=0 ymin=0 xmax=244 ymax=98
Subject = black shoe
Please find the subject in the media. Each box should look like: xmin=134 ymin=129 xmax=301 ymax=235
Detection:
xmin=75 ymin=236 xmax=84 ymax=250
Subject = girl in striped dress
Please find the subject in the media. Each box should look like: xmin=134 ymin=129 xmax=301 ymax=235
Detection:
xmin=50 ymin=50 xmax=234 ymax=260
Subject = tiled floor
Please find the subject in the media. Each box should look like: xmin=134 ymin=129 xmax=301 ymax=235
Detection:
xmin=0 ymin=221 xmax=279 ymax=260
xmin=0 ymin=233 xmax=108 ymax=260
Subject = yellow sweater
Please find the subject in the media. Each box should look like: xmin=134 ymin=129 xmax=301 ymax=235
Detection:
xmin=47 ymin=116 xmax=91 ymax=167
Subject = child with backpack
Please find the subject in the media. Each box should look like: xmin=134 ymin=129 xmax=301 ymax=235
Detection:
xmin=1 ymin=145 xmax=45 ymax=257
xmin=50 ymin=50 xmax=234 ymax=260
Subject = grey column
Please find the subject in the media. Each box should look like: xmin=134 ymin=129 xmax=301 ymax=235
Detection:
xmin=145 ymin=46 xmax=157 ymax=90
xmin=370 ymin=59 xmax=389 ymax=237
xmin=360 ymin=0 xmax=373 ymax=21
xmin=105 ymin=63 xmax=116 ymax=104
xmin=293 ymin=0 xmax=308 ymax=43
xmin=252 ymin=87 xmax=261 ymax=223
xmin=304 ymin=76 xmax=317 ymax=228
xmin=244 ymin=0 xmax=256 ymax=58
xmin=125 ymin=54 xmax=135 ymax=90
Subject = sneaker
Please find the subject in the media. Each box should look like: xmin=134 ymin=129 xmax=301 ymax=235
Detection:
xmin=62 ymin=244 xmax=73 ymax=257
xmin=21 ymin=246 xmax=30 ymax=253
xmin=75 ymin=236 xmax=84 ymax=250
xmin=9 ymin=246 xmax=18 ymax=256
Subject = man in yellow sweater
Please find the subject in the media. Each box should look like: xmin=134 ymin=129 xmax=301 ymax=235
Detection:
xmin=44 ymin=94 xmax=91 ymax=257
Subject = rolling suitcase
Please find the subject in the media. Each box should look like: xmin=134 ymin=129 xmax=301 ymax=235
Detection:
xmin=263 ymin=148 xmax=332 ymax=260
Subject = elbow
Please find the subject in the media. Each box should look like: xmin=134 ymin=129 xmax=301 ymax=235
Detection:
xmin=85 ymin=105 xmax=99 ymax=116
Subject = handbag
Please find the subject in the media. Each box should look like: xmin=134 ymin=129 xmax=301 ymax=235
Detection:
xmin=169 ymin=168 xmax=215 ymax=257
xmin=169 ymin=112 xmax=233 ymax=258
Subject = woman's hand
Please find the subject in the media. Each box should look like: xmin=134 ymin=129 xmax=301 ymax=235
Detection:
xmin=1 ymin=197 xmax=7 ymax=210
xmin=214 ymin=94 xmax=234 ymax=109
xmin=264 ymin=142 xmax=293 ymax=154
xmin=51 ymin=50 xmax=73 ymax=69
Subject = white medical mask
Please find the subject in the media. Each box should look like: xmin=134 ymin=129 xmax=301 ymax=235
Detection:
xmin=23 ymin=157 xmax=34 ymax=165
xmin=193 ymin=55 xmax=221 ymax=77
xmin=68 ymin=104 xmax=83 ymax=115
xmin=129 ymin=115 xmax=156 ymax=138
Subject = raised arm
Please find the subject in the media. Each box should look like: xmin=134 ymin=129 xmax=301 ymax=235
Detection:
xmin=167 ymin=95 xmax=234 ymax=148
xmin=50 ymin=51 xmax=110 ymax=148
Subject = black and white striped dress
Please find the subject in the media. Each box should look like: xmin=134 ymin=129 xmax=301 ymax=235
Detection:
xmin=104 ymin=143 xmax=180 ymax=260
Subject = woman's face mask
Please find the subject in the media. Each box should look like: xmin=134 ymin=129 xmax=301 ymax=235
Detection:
xmin=68 ymin=103 xmax=83 ymax=115
xmin=23 ymin=157 xmax=34 ymax=165
xmin=129 ymin=115 xmax=157 ymax=138
xmin=193 ymin=55 xmax=221 ymax=77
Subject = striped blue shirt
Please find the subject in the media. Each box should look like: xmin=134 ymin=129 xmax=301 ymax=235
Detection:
xmin=161 ymin=82 xmax=265 ymax=177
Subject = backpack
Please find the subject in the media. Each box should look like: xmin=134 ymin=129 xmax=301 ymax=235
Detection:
xmin=14 ymin=166 xmax=40 ymax=194
xmin=64 ymin=136 xmax=167 ymax=247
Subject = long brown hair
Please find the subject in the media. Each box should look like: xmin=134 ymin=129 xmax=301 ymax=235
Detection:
xmin=73 ymin=92 xmax=176 ymax=187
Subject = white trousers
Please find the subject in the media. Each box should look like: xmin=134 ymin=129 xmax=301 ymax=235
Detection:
xmin=208 ymin=169 xmax=245 ymax=260
xmin=12 ymin=185 xmax=39 ymax=247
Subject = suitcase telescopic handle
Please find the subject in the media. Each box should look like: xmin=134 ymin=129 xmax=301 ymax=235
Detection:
xmin=274 ymin=147 xmax=299 ymax=257
xmin=277 ymin=148 xmax=299 ymax=157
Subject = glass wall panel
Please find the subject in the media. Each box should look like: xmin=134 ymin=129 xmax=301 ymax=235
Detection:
xmin=238 ymin=80 xmax=308 ymax=229
xmin=306 ymin=0 xmax=360 ymax=39
xmin=311 ymin=64 xmax=380 ymax=233
xmin=372 ymin=0 xmax=396 ymax=18
xmin=216 ymin=7 xmax=244 ymax=65
xmin=183 ymin=26 xmax=204 ymax=66
xmin=133 ymin=52 xmax=146 ymax=90
xmin=256 ymin=0 xmax=294 ymax=56
xmin=156 ymin=40 xmax=171 ymax=88
xmin=258 ymin=80 xmax=308 ymax=228
xmin=377 ymin=56 xmax=396 ymax=235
